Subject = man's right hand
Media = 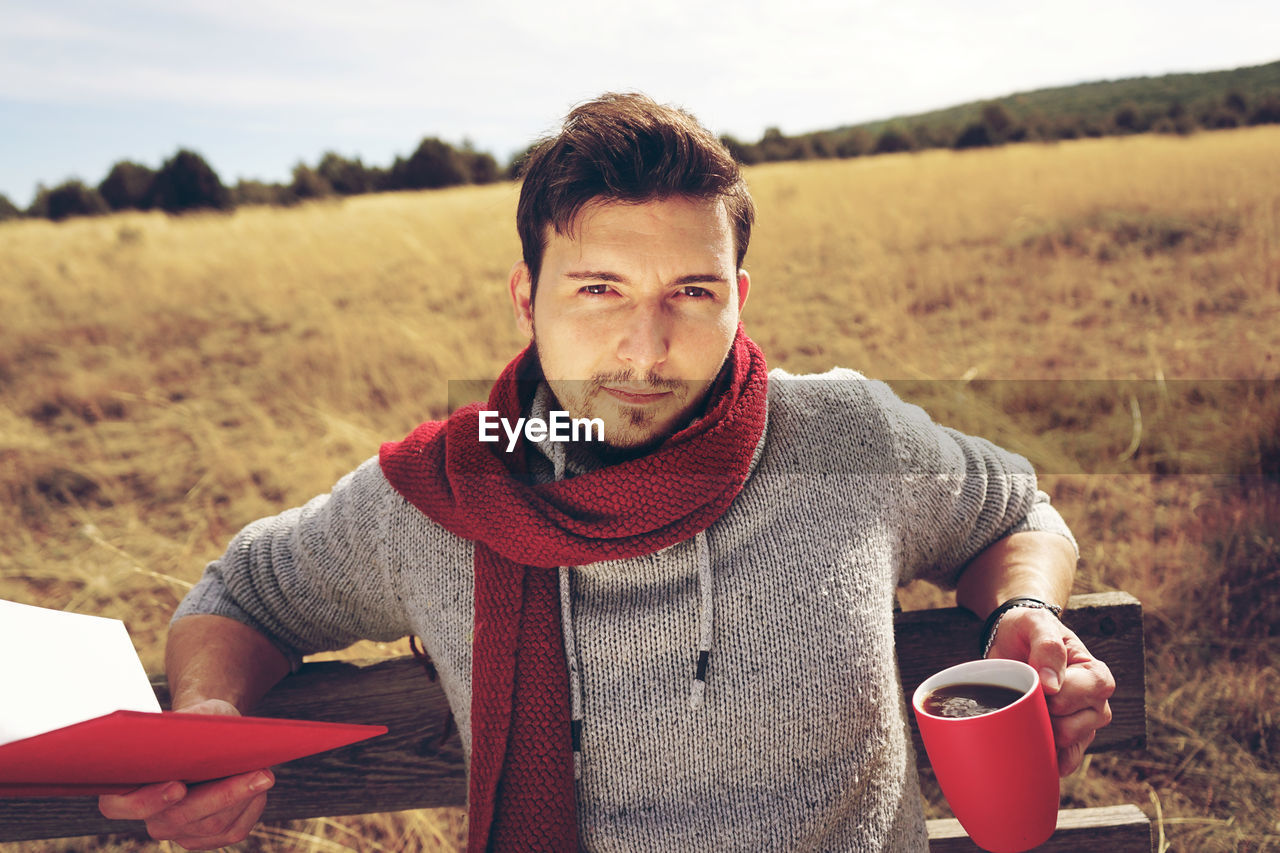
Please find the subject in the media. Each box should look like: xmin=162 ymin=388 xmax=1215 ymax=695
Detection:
xmin=97 ymin=698 xmax=275 ymax=850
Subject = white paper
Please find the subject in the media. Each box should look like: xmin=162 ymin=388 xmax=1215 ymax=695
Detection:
xmin=0 ymin=599 xmax=162 ymax=746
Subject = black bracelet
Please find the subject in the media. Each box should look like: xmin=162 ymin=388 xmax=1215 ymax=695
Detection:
xmin=979 ymin=596 xmax=1063 ymax=658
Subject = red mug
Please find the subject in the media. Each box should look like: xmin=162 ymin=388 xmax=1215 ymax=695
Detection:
xmin=912 ymin=659 xmax=1059 ymax=853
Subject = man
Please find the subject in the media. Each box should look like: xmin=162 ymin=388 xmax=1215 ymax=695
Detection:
xmin=100 ymin=93 xmax=1114 ymax=851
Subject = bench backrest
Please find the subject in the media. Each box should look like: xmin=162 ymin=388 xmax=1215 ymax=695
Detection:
xmin=0 ymin=591 xmax=1146 ymax=844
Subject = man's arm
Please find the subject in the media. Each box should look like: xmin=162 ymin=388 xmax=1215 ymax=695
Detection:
xmin=98 ymin=458 xmax=417 ymax=848
xmin=851 ymin=375 xmax=1115 ymax=775
xmin=955 ymin=531 xmax=1115 ymax=776
xmin=165 ymin=614 xmax=292 ymax=713
xmin=955 ymin=530 xmax=1074 ymax=620
xmin=98 ymin=615 xmax=293 ymax=850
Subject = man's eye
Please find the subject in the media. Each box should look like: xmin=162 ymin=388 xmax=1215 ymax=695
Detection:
xmin=580 ymin=284 xmax=611 ymax=295
xmin=680 ymin=286 xmax=712 ymax=299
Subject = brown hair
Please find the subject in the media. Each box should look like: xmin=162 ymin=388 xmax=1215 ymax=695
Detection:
xmin=516 ymin=92 xmax=754 ymax=290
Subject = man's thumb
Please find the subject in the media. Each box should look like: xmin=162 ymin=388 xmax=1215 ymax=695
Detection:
xmin=1028 ymin=623 xmax=1068 ymax=694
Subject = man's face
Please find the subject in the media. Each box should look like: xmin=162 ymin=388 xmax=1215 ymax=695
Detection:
xmin=509 ymin=195 xmax=750 ymax=450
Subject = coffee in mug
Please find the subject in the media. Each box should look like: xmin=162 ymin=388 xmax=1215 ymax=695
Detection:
xmin=921 ymin=683 xmax=1026 ymax=718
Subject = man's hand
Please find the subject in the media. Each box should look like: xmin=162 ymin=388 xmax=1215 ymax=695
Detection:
xmin=986 ymin=607 xmax=1115 ymax=776
xmin=97 ymin=699 xmax=275 ymax=850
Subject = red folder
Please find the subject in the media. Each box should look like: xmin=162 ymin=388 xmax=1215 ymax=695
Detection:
xmin=0 ymin=710 xmax=386 ymax=796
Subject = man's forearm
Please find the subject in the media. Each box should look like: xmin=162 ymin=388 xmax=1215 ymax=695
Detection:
xmin=166 ymin=614 xmax=292 ymax=713
xmin=954 ymin=531 xmax=1076 ymax=620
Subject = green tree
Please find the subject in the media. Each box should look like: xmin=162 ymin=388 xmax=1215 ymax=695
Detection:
xmin=98 ymin=161 xmax=156 ymax=211
xmin=872 ymin=127 xmax=913 ymax=154
xmin=834 ymin=129 xmax=871 ymax=158
xmin=0 ymin=193 xmax=20 ymax=222
xmin=37 ymin=180 xmax=110 ymax=221
xmin=1080 ymin=119 xmax=1107 ymax=138
xmin=719 ymin=135 xmax=762 ymax=166
xmin=1202 ymin=108 xmax=1241 ymax=129
xmin=1004 ymin=124 xmax=1031 ymax=142
xmin=909 ymin=123 xmax=953 ymax=150
xmin=317 ymin=152 xmax=376 ymax=195
xmin=290 ymin=163 xmax=333 ymax=200
xmin=389 ymin=138 xmax=470 ymax=190
xmin=459 ymin=142 xmax=499 ymax=184
xmin=1112 ymin=103 xmax=1142 ymax=134
xmin=231 ymin=179 xmax=292 ymax=207
xmin=808 ymin=131 xmax=840 ymax=158
xmin=759 ymin=127 xmax=810 ymax=162
xmin=26 ymin=184 xmax=50 ymax=218
xmin=981 ymin=104 xmax=1013 ymax=140
xmin=1163 ymin=102 xmax=1198 ymax=134
xmin=1248 ymin=95 xmax=1280 ymax=125
xmin=953 ymin=122 xmax=993 ymax=149
xmin=148 ymin=149 xmax=232 ymax=213
xmin=1049 ymin=116 xmax=1083 ymax=140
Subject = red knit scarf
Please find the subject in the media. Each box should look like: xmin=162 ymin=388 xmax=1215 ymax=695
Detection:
xmin=379 ymin=326 xmax=768 ymax=852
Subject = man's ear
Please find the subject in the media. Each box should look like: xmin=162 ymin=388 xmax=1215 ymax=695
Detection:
xmin=736 ymin=269 xmax=751 ymax=314
xmin=509 ymin=261 xmax=534 ymax=338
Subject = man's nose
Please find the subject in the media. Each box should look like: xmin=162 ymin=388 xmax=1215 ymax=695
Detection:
xmin=615 ymin=305 xmax=670 ymax=373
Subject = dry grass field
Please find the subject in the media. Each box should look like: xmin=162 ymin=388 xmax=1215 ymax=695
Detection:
xmin=2 ymin=126 xmax=1278 ymax=851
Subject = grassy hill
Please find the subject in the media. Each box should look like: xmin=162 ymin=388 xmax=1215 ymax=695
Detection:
xmin=728 ymin=59 xmax=1280 ymax=162
xmin=854 ymin=58 xmax=1280 ymax=135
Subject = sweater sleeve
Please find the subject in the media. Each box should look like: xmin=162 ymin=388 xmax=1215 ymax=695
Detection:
xmin=172 ymin=456 xmax=413 ymax=670
xmin=861 ymin=379 xmax=1078 ymax=588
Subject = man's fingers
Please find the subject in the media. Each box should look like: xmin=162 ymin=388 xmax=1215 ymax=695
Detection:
xmin=1046 ymin=658 xmax=1115 ymax=717
xmin=985 ymin=610 xmax=1116 ymax=778
xmin=1051 ymin=703 xmax=1111 ymax=747
xmin=1028 ymin=628 xmax=1068 ymax=693
xmin=170 ymin=791 xmax=270 ymax=851
xmin=99 ymin=704 xmax=249 ymax=829
xmin=1040 ymin=635 xmax=1114 ymax=778
xmin=98 ymin=781 xmax=187 ymax=821
xmin=145 ymin=771 xmax=274 ymax=841
xmin=988 ymin=609 xmax=1069 ymax=692
xmin=1057 ymin=729 xmax=1097 ymax=777
xmin=1025 ymin=611 xmax=1073 ymax=694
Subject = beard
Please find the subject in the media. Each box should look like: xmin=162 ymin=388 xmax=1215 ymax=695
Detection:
xmin=531 ymin=336 xmax=704 ymax=451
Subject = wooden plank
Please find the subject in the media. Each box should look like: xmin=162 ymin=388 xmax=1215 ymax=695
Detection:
xmin=0 ymin=593 xmax=1145 ymax=843
xmin=927 ymin=804 xmax=1153 ymax=852
xmin=897 ymin=590 xmax=1147 ymax=757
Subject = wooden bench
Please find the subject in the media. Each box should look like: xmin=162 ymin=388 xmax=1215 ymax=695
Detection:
xmin=0 ymin=591 xmax=1151 ymax=850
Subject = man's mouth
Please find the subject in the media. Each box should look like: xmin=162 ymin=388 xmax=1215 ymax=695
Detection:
xmin=602 ymin=386 xmax=673 ymax=405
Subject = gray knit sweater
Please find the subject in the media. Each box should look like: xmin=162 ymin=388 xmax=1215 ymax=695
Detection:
xmin=175 ymin=367 xmax=1076 ymax=851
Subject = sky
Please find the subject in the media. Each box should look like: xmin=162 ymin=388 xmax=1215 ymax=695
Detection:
xmin=2 ymin=0 xmax=1278 ymax=207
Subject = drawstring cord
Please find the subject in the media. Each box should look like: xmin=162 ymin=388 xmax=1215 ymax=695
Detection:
xmin=548 ymin=433 xmax=716 ymax=782
xmin=557 ymin=533 xmax=716 ymax=780
xmin=550 ymin=442 xmax=588 ymax=780
xmin=689 ymin=530 xmax=714 ymax=710
xmin=559 ymin=566 xmax=585 ymax=780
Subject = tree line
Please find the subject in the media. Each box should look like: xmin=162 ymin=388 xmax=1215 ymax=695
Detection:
xmin=719 ymin=89 xmax=1280 ymax=165
xmin=0 ymin=137 xmax=501 ymax=223
xmin=2 ymin=87 xmax=1278 ymax=225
